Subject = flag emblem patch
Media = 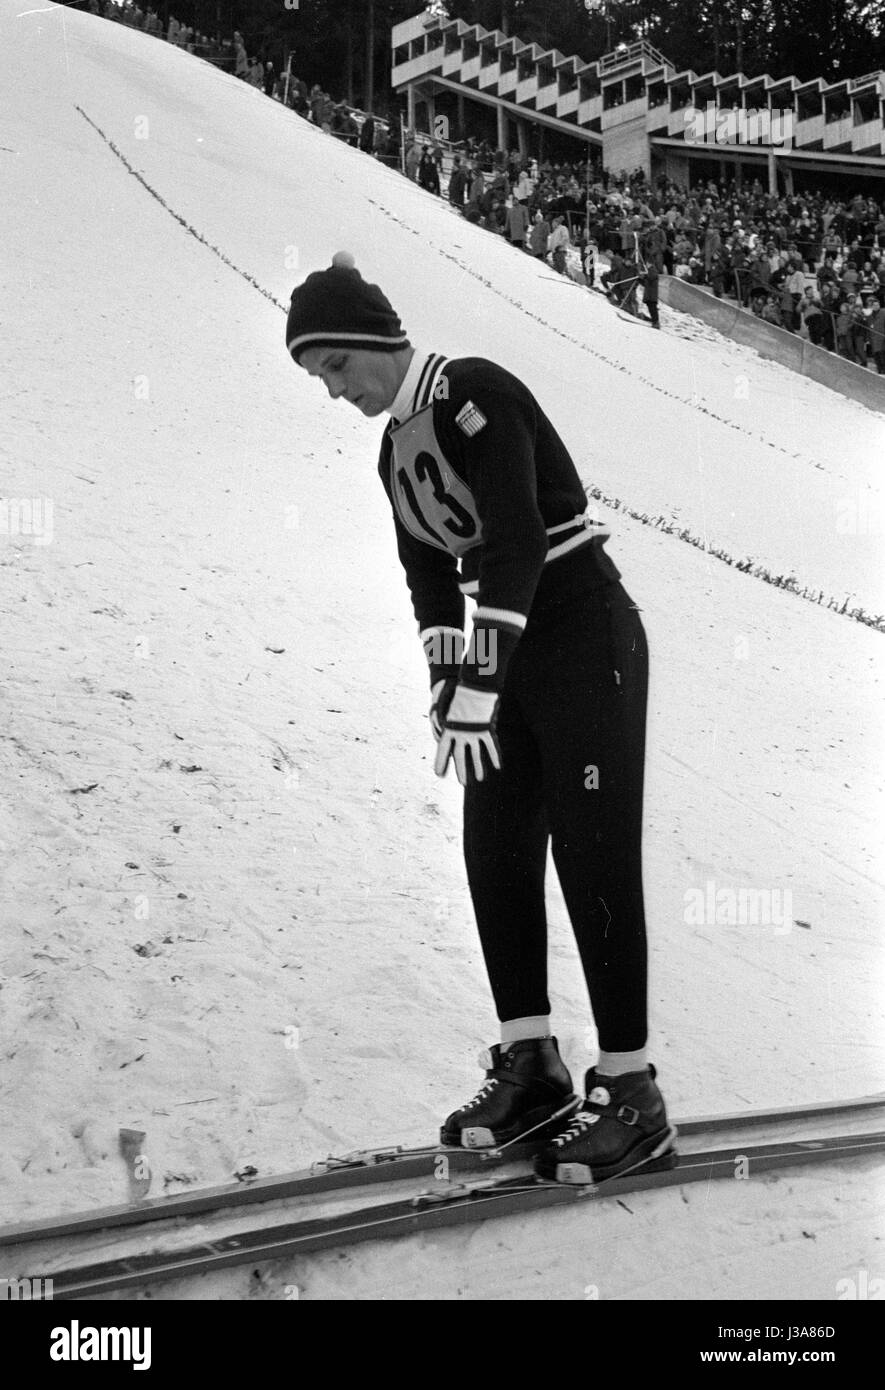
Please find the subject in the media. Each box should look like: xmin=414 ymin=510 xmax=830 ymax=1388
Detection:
xmin=455 ymin=401 xmax=487 ymax=437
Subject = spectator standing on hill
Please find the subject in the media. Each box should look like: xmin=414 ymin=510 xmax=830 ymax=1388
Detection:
xmin=506 ymin=198 xmax=530 ymax=252
xmin=783 ymin=262 xmax=806 ymax=327
xmin=232 ymin=29 xmax=247 ymax=77
xmin=418 ymin=148 xmax=440 ymax=195
xmin=702 ymin=222 xmax=721 ymax=280
xmin=776 ymin=277 xmax=796 ymax=330
xmin=529 ymin=211 xmax=550 ymax=259
xmin=818 ymin=284 xmax=839 ymax=351
xmin=320 ymin=95 xmax=335 ymax=133
xmin=641 ymin=217 xmax=666 ymax=272
xmin=515 ymin=168 xmax=534 ymax=203
xmin=746 ymin=248 xmax=771 ymax=305
xmin=868 ymin=299 xmax=885 ymax=373
xmin=835 ymin=298 xmax=855 ymax=359
xmin=374 ymin=121 xmax=391 ymax=162
xmin=490 ymin=166 xmax=511 ymax=202
xmin=709 ymin=246 xmax=728 ymax=298
xmin=334 ymin=104 xmax=359 ymax=145
xmin=405 ymin=139 xmax=422 ymax=181
xmin=359 ymin=115 xmax=376 ymax=154
xmin=468 ymin=165 xmax=485 ymax=205
xmin=848 ymin=296 xmax=870 ymax=365
xmin=448 ymin=157 xmax=467 ymax=210
xmin=548 ymin=215 xmax=570 ymax=275
xmin=730 ymin=239 xmax=748 ymax=301
xmin=619 ymin=213 xmax=635 ymax=254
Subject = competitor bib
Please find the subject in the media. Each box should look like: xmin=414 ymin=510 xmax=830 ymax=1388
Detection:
xmin=389 ymin=405 xmax=482 ymax=557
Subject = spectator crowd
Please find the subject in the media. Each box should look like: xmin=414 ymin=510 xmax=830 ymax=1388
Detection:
xmin=410 ymin=138 xmax=885 ymax=368
xmin=88 ymin=2 xmax=885 ymax=370
xmin=86 ymin=1 xmax=229 ymax=64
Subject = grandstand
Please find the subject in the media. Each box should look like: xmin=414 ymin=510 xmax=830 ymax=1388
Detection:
xmin=392 ymin=8 xmax=885 ymax=190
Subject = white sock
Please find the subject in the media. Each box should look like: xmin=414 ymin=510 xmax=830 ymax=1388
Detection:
xmin=500 ymin=1015 xmax=552 ymax=1048
xmin=596 ymin=1048 xmax=648 ymax=1077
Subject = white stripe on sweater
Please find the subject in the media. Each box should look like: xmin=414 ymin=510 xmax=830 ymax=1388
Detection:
xmin=473 ymin=606 xmax=527 ymax=630
xmin=458 ymin=528 xmax=607 ymax=595
xmin=546 ymin=529 xmax=608 ymax=563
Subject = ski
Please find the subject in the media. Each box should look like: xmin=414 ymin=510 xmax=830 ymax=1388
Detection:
xmin=27 ymin=1128 xmax=885 ymax=1300
xmin=587 ymin=279 xmax=652 ymax=324
xmin=1 ymin=1092 xmax=881 ymax=1248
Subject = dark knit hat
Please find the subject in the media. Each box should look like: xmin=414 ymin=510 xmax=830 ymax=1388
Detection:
xmin=286 ymin=251 xmax=409 ymax=363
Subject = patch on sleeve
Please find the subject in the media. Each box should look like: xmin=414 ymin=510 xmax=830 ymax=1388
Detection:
xmin=455 ymin=401 xmax=488 ymax=437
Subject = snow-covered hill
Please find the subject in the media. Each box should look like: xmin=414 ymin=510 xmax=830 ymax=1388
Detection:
xmin=1 ymin=0 xmax=882 ymax=1300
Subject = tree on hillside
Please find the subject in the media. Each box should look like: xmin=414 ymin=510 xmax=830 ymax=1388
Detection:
xmin=444 ymin=0 xmax=883 ymax=77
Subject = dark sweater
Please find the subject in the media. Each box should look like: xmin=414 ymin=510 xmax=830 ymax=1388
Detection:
xmin=378 ymin=355 xmax=617 ymax=693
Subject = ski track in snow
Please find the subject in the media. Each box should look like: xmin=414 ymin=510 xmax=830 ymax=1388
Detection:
xmin=363 ymin=195 xmax=854 ymax=478
xmin=73 ymin=103 xmax=881 ymax=630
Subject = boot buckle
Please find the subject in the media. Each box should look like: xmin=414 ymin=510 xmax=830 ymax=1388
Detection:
xmin=617 ymin=1104 xmax=640 ymax=1126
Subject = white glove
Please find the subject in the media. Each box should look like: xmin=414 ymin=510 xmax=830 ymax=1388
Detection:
xmin=434 ymin=686 xmax=501 ymax=786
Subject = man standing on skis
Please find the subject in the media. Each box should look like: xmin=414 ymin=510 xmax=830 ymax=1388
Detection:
xmin=285 ymin=253 xmax=675 ymax=1185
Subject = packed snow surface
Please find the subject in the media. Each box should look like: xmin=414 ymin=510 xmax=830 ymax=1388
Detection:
xmin=1 ymin=1 xmax=883 ymax=1300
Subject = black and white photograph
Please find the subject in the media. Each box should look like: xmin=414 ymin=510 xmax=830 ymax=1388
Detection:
xmin=1 ymin=0 xmax=883 ymax=1336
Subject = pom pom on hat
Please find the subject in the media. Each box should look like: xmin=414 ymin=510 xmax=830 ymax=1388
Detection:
xmin=286 ymin=256 xmax=409 ymax=363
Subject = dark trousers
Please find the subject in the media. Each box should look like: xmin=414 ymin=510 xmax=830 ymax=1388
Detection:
xmin=463 ymin=580 xmax=649 ymax=1051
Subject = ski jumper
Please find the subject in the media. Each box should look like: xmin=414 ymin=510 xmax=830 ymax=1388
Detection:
xmin=379 ymin=351 xmax=649 ymax=1052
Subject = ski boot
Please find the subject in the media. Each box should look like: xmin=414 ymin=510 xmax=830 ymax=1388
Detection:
xmin=534 ymin=1064 xmax=677 ymax=1183
xmin=441 ymin=1037 xmax=580 ymax=1149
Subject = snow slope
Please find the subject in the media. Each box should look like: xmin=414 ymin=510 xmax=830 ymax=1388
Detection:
xmin=1 ymin=2 xmax=882 ymax=1299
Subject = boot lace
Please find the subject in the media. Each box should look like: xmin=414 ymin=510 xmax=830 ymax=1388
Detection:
xmin=551 ymin=1108 xmax=600 ymax=1147
xmin=460 ymin=1049 xmax=501 ymax=1112
xmin=551 ymin=1087 xmax=612 ymax=1147
xmin=461 ymin=1077 xmax=500 ymax=1112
